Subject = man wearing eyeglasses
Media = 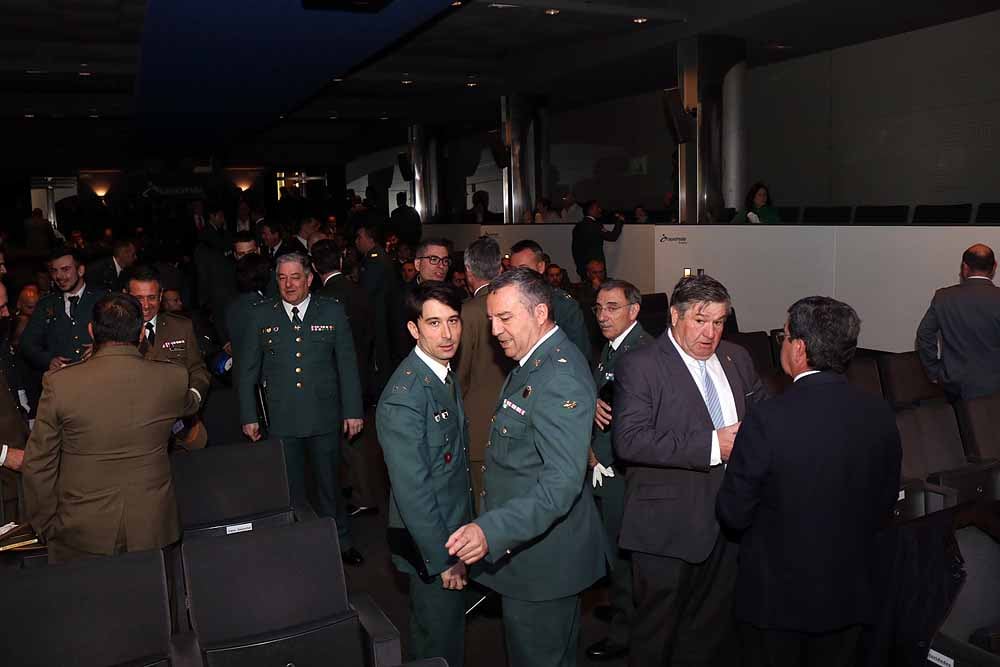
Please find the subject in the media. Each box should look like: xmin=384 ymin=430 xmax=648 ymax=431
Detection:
xmin=410 ymin=238 xmax=454 ymax=288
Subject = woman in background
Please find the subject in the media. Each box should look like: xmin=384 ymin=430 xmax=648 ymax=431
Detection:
xmin=740 ymin=182 xmax=781 ymax=224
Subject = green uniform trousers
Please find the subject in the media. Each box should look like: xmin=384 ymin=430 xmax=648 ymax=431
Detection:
xmin=596 ymin=473 xmax=633 ymax=646
xmin=502 ymin=594 xmax=582 ymax=667
xmin=408 ymin=574 xmax=466 ymax=667
xmin=283 ymin=434 xmax=352 ymax=549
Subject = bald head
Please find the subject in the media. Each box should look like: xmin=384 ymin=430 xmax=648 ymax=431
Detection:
xmin=962 ymin=244 xmax=996 ymax=279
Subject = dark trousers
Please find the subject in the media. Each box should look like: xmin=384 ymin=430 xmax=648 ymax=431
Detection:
xmin=408 ymin=574 xmax=466 ymax=667
xmin=595 ymin=475 xmax=633 ymax=646
xmin=630 ymin=534 xmax=739 ymax=667
xmin=283 ymin=434 xmax=352 ymax=548
xmin=740 ymin=623 xmax=862 ymax=667
xmin=502 ymin=594 xmax=581 ymax=667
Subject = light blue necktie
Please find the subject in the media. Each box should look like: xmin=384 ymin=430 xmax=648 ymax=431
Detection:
xmin=699 ymin=360 xmax=726 ymax=429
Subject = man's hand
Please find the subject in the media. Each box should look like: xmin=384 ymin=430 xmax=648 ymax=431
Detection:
xmin=718 ymin=422 xmax=741 ymax=462
xmin=594 ymin=398 xmax=612 ymax=430
xmin=243 ymin=423 xmax=261 ymax=442
xmin=446 ymin=523 xmax=488 ymax=565
xmin=223 ymin=341 xmax=233 ymax=356
xmin=343 ymin=418 xmax=364 ymax=439
xmin=80 ymin=344 xmax=94 ymax=361
xmin=49 ymin=356 xmax=71 ymax=371
xmin=3 ymin=448 xmax=24 ymax=471
xmin=440 ymin=561 xmax=467 ymax=590
xmin=588 ymin=447 xmax=599 ymax=469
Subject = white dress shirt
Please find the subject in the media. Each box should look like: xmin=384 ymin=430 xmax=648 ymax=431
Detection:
xmin=63 ymin=282 xmax=87 ymax=318
xmin=113 ymin=256 xmax=123 ymax=276
xmin=283 ymin=295 xmax=311 ymax=323
xmin=144 ymin=318 xmax=158 ymax=338
xmin=414 ymin=345 xmax=451 ymax=384
xmin=793 ymin=370 xmax=821 ymax=382
xmin=518 ymin=325 xmax=560 ymax=367
xmin=610 ymin=321 xmax=638 ymax=351
xmin=322 ymin=271 xmax=342 ymax=286
xmin=667 ymin=329 xmax=738 ymax=466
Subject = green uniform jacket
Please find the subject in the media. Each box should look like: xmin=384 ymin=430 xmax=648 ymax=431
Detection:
xmin=236 ymin=296 xmax=363 ymax=438
xmin=591 ymin=323 xmax=652 ymax=467
xmin=552 ymin=287 xmax=592 ymax=363
xmin=20 ymin=285 xmax=107 ymax=371
xmin=225 ymin=291 xmax=267 ymax=356
xmin=376 ymin=350 xmax=474 ymax=578
xmin=473 ymin=327 xmax=609 ymax=601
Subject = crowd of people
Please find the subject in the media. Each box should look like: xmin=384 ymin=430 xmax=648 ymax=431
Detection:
xmin=2 ymin=191 xmax=998 ymax=667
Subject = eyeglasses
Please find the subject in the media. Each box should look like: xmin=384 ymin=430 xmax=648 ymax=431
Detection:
xmin=417 ymin=255 xmax=452 ymax=266
xmin=591 ymin=303 xmax=630 ymax=316
xmin=774 ymin=331 xmax=787 ymax=345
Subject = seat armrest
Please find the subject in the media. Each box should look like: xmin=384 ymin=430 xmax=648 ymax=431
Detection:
xmin=400 ymin=660 xmax=449 ymax=667
xmin=352 ymin=592 xmax=402 ymax=667
xmin=293 ymin=503 xmax=319 ymax=522
xmin=917 ymin=480 xmax=960 ymax=514
xmin=928 ymin=462 xmax=1000 ymax=504
xmin=966 ymin=456 xmax=1000 ymax=466
xmin=169 ymin=631 xmax=204 ymax=667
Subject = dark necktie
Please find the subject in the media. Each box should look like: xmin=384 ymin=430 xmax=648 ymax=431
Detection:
xmin=68 ymin=295 xmax=80 ymax=320
xmin=145 ymin=322 xmax=155 ymax=347
xmin=445 ymin=371 xmax=457 ymax=402
xmin=291 ymin=306 xmax=302 ymax=327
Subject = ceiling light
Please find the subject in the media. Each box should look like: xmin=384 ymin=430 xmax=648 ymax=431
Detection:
xmin=466 ymin=81 xmax=479 ymax=88
xmin=279 ymin=114 xmax=285 ymax=119
xmin=25 ymin=68 xmax=44 ymax=75
xmin=401 ymin=79 xmax=414 ymax=85
xmin=23 ymin=113 xmax=35 ymax=119
xmin=88 ymin=113 xmax=100 ymax=119
xmin=488 ymin=3 xmax=519 ymax=8
xmin=78 ymin=71 xmax=93 ymax=77
xmin=333 ymin=77 xmax=344 ymax=82
xmin=544 ymin=8 xmax=560 ymax=15
xmin=451 ymin=0 xmax=462 ymax=5
xmin=632 ymin=16 xmax=648 ymax=24
xmin=379 ymin=113 xmax=389 ymax=120
xmin=328 ymin=114 xmax=338 ymax=120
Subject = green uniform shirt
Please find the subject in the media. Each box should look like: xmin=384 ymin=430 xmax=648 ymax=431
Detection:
xmin=591 ymin=322 xmax=652 ymax=467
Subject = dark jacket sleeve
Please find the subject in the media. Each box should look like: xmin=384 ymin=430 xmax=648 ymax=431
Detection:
xmin=19 ymin=306 xmax=54 ymax=371
xmin=915 ymin=297 xmax=943 ymax=382
xmin=333 ymin=303 xmax=363 ymax=420
xmin=716 ymin=408 xmax=770 ymax=532
xmin=22 ymin=373 xmax=62 ymax=540
xmin=235 ymin=309 xmax=263 ymax=426
xmin=600 ymin=219 xmax=624 ymax=241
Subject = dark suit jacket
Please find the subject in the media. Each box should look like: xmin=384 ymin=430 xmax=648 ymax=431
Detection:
xmin=317 ymin=273 xmax=373 ymax=397
xmin=86 ymin=256 xmax=127 ymax=293
xmin=613 ymin=334 xmax=766 ymax=563
xmin=916 ymin=277 xmax=1000 ymax=399
xmin=571 ymin=216 xmax=623 ymax=279
xmin=717 ymin=371 xmax=901 ymax=633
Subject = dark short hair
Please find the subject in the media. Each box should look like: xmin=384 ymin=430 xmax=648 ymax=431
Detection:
xmin=597 ymin=279 xmax=641 ymax=306
xmin=670 ymin=274 xmax=731 ymax=317
xmin=310 ymin=239 xmax=342 ymax=275
xmin=404 ymin=281 xmax=465 ymax=325
xmin=787 ymin=296 xmax=860 ymax=374
xmin=962 ymin=246 xmax=996 ymax=274
xmin=92 ymin=293 xmax=143 ymax=345
xmin=233 ymin=231 xmax=257 ymax=245
xmin=744 ymin=182 xmax=772 ymax=211
xmin=415 ymin=237 xmax=454 ymax=258
xmin=125 ymin=264 xmax=161 ymax=288
xmin=355 ymin=219 xmax=384 ymax=245
xmin=112 ymin=238 xmax=135 ymax=255
xmin=236 ymin=254 xmax=272 ymax=293
xmin=48 ymin=246 xmax=83 ymax=265
xmin=488 ymin=266 xmax=553 ymax=322
xmin=464 ymin=236 xmax=501 ymax=281
xmin=510 ymin=239 xmax=544 ymax=264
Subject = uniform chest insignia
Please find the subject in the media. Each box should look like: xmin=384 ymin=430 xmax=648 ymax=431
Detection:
xmin=502 ymin=398 xmax=526 ymax=416
xmin=533 ymin=359 xmax=542 ymax=368
xmin=522 ymin=385 xmax=532 ymax=398
xmin=404 ymin=369 xmax=413 ymax=376
xmin=162 ymin=339 xmax=186 ymax=350
xmin=310 ymin=324 xmax=335 ymax=332
xmin=557 ymin=358 xmax=568 ymax=363
xmin=444 ymin=452 xmax=452 ymax=464
xmin=562 ymin=400 xmax=578 ymax=409
xmin=294 ymin=325 xmax=301 ymax=331
xmin=391 ymin=384 xmax=408 ymax=394
xmin=605 ymin=372 xmax=614 ymax=382
xmin=265 ymin=327 xmax=272 ymax=333
xmin=433 ymin=409 xmax=452 ymax=422
xmin=597 ymin=363 xmax=604 ymax=372
xmin=423 ymin=376 xmax=432 ymax=385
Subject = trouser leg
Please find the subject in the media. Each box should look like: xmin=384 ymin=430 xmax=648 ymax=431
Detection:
xmin=307 ymin=432 xmax=352 ymax=549
xmin=408 ymin=573 xmax=467 ymax=667
xmin=502 ymin=594 xmax=581 ymax=667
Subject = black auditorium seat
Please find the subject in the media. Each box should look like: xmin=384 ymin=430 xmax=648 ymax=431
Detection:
xmin=912 ymin=204 xmax=973 ymax=225
xmin=974 ymin=203 xmax=1000 ymax=225
xmin=955 ymin=393 xmax=1000 ymax=461
xmin=776 ymin=206 xmax=800 ymax=223
xmin=877 ymin=351 xmax=945 ymax=407
xmin=801 ymin=206 xmax=852 ymax=225
xmin=0 ymin=549 xmax=201 ymax=667
xmin=853 ymin=205 xmax=910 ymax=225
xmin=723 ymin=330 xmax=774 ymax=377
xmin=845 ymin=355 xmax=885 ymax=399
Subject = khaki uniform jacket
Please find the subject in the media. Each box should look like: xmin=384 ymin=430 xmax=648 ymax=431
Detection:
xmin=22 ymin=346 xmax=199 ymax=556
xmin=143 ymin=311 xmax=211 ymax=400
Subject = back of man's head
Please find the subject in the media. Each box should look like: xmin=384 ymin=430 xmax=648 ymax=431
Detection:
xmin=465 ymin=236 xmax=502 ymax=281
xmin=396 ymin=191 xmax=407 ymax=207
xmin=236 ymin=254 xmax=272 ymax=294
xmin=92 ymin=293 xmax=143 ymax=346
xmin=962 ymin=243 xmax=996 ymax=277
xmin=310 ymin=239 xmax=342 ymax=276
xmin=787 ymin=296 xmax=860 ymax=374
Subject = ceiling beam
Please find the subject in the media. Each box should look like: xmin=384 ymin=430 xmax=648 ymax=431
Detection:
xmin=492 ymin=0 xmax=688 ymax=22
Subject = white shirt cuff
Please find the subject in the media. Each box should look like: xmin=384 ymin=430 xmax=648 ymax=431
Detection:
xmin=710 ymin=430 xmax=722 ymax=466
xmin=0 ymin=444 xmax=8 ymax=467
xmin=189 ymin=388 xmax=202 ymax=404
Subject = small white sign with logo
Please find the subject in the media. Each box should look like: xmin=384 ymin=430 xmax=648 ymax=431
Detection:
xmin=927 ymin=648 xmax=954 ymax=667
xmin=225 ymin=522 xmax=253 ymax=535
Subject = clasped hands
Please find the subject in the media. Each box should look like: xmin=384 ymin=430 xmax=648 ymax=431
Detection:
xmin=446 ymin=523 xmax=488 ymax=566
xmin=242 ymin=418 xmax=364 ymax=442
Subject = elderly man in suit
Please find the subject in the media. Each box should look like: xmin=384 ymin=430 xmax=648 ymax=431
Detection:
xmin=717 ymin=297 xmax=901 ymax=667
xmin=917 ymin=243 xmax=1000 ymax=400
xmin=446 ymin=267 xmax=609 ymax=667
xmin=454 ymin=236 xmax=511 ymax=507
xmin=22 ymin=293 xmax=200 ymax=563
xmin=614 ymin=274 xmax=767 ymax=666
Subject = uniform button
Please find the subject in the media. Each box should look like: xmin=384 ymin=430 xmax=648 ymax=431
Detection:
xmin=75 ymin=348 xmax=81 ymax=355
xmin=73 ymin=335 xmax=79 ymax=341
xmin=295 ymin=352 xmax=302 ymax=358
xmin=295 ymin=367 xmax=302 ymax=373
xmin=501 ymin=427 xmax=508 ymax=435
xmin=296 ymin=382 xmax=303 ymax=388
xmin=296 ymin=337 xmax=302 ymax=343
xmin=481 ymin=464 xmax=486 ymax=472
xmin=480 ymin=490 xmax=486 ymax=497
xmin=485 ymin=440 xmax=491 ymax=448
xmin=491 ymin=416 xmax=496 ymax=423
xmin=469 ymin=487 xmax=473 ymax=493
xmin=267 ymin=339 xmax=273 ymax=344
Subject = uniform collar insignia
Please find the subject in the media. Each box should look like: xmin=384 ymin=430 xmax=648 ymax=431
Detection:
xmin=562 ymin=400 xmax=577 ymax=409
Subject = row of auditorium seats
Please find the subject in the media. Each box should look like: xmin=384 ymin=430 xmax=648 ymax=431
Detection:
xmin=1 ymin=441 xmax=447 ymax=667
xmin=718 ymin=202 xmax=1000 ymax=225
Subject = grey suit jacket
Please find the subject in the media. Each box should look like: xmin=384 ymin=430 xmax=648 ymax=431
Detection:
xmin=916 ymin=278 xmax=1000 ymax=399
xmin=613 ymin=334 xmax=766 ymax=563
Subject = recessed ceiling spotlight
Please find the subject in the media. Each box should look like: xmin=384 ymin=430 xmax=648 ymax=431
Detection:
xmin=401 ymin=79 xmax=414 ymax=85
xmin=466 ymin=81 xmax=479 ymax=88
xmin=25 ymin=68 xmax=44 ymax=75
xmin=488 ymin=3 xmax=519 ymax=8
xmin=80 ymin=62 xmax=88 ymax=67
xmin=328 ymin=114 xmax=338 ymax=120
xmin=23 ymin=113 xmax=35 ymax=119
xmin=333 ymin=77 xmax=344 ymax=82
xmin=279 ymin=114 xmax=285 ymax=119
xmin=88 ymin=112 xmax=100 ymax=119
xmin=78 ymin=71 xmax=93 ymax=77
xmin=632 ymin=16 xmax=648 ymax=24
xmin=544 ymin=8 xmax=560 ymax=16
xmin=451 ymin=0 xmax=462 ymax=5
xmin=379 ymin=113 xmax=389 ymax=120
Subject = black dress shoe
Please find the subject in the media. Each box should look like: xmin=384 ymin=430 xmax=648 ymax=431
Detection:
xmin=585 ymin=638 xmax=629 ymax=661
xmin=341 ymin=547 xmax=364 ymax=566
xmin=593 ymin=604 xmax=614 ymax=623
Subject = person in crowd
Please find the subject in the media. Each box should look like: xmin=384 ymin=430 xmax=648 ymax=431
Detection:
xmin=11 ymin=284 xmax=40 ymax=349
xmin=21 ymin=247 xmax=107 ymax=372
xmin=232 ymin=231 xmax=260 ymax=261
xmin=450 ymin=267 xmax=470 ymax=297
xmin=356 ymin=220 xmax=405 ymax=390
xmin=614 ymin=274 xmax=767 ymax=666
xmin=401 ymin=261 xmax=418 ymax=283
xmin=916 ymin=243 xmax=1000 ymax=400
xmin=718 ymin=296 xmax=901 ymax=667
xmin=161 ymin=288 xmax=185 ymax=313
xmin=560 ymin=192 xmax=584 ymax=223
xmin=25 ymin=208 xmax=56 ymax=253
xmin=293 ymin=216 xmax=319 ymax=253
xmin=194 ymin=201 xmax=236 ymax=341
xmin=86 ymin=238 xmax=137 ymax=292
xmin=585 ymin=259 xmax=608 ymax=290
xmin=377 ymin=282 xmax=472 ymax=667
xmin=465 ymin=190 xmax=502 ymax=224
xmin=127 ymin=265 xmax=210 ymax=450
xmin=633 ymin=206 xmax=649 ymax=224
xmin=396 ymin=242 xmax=416 ymax=266
xmin=738 ymin=182 xmax=780 ymax=224
xmin=34 ymin=265 xmax=53 ymax=297
xmin=577 ymin=259 xmax=610 ymax=353
xmin=234 ymin=199 xmax=253 ymax=233
xmin=258 ymin=220 xmax=287 ymax=262
xmin=190 ymin=200 xmax=207 ymax=235
xmin=534 ymin=197 xmax=561 ymax=223
xmin=509 ymin=239 xmax=592 ymax=362
xmin=585 ymin=280 xmax=652 ymax=662
xmin=22 ymin=293 xmax=200 ymax=564
xmin=308 ymin=228 xmax=335 ymax=250
xmin=236 ymin=252 xmax=365 ymax=566
xmin=545 ymin=264 xmax=564 ymax=289
xmin=410 ymin=238 xmax=454 ymax=289
xmin=455 ymin=236 xmax=511 ymax=506
xmin=0 ymin=282 xmax=28 ymax=472
xmin=572 ymin=200 xmax=623 ymax=282
xmin=390 ymin=191 xmax=422 ymax=247
xmin=226 ymin=254 xmax=272 ymax=362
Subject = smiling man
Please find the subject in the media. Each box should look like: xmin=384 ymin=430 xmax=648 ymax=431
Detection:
xmin=236 ymin=252 xmax=365 ymax=566
xmin=446 ymin=267 xmax=608 ymax=667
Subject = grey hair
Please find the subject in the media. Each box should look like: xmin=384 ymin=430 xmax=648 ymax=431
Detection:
xmin=670 ymin=274 xmax=731 ymax=316
xmin=488 ymin=266 xmax=553 ymax=322
xmin=598 ymin=279 xmax=641 ymax=306
xmin=276 ymin=252 xmax=312 ymax=275
xmin=465 ymin=236 xmax=502 ymax=281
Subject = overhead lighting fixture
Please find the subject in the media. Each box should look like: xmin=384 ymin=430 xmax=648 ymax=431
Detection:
xmin=466 ymin=81 xmax=479 ymax=88
xmin=451 ymin=0 xmax=462 ymax=5
xmin=379 ymin=113 xmax=389 ymax=120
xmin=78 ymin=71 xmax=93 ymax=77
xmin=332 ymin=77 xmax=344 ymax=82
xmin=25 ymin=68 xmax=44 ymax=75
xmin=88 ymin=109 xmax=100 ymax=119
xmin=401 ymin=79 xmax=414 ymax=85
xmin=632 ymin=16 xmax=648 ymax=24
xmin=328 ymin=114 xmax=338 ymax=120
xmin=80 ymin=62 xmax=89 ymax=67
xmin=23 ymin=113 xmax=35 ymax=119
xmin=544 ymin=8 xmax=560 ymax=15
xmin=279 ymin=114 xmax=285 ymax=119
xmin=488 ymin=3 xmax=519 ymax=8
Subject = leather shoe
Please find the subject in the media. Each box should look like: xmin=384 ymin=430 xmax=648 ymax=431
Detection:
xmin=341 ymin=547 xmax=364 ymax=566
xmin=586 ymin=638 xmax=628 ymax=661
xmin=593 ymin=604 xmax=614 ymax=623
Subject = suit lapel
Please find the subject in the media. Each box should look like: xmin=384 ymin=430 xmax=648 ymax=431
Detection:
xmin=659 ymin=334 xmax=714 ymax=428
xmin=717 ymin=348 xmax=747 ymax=420
xmin=413 ymin=351 xmax=458 ymax=414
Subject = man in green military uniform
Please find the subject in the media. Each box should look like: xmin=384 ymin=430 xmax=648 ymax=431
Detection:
xmin=237 ymin=252 xmax=365 ymax=564
xmin=584 ymin=280 xmax=651 ymax=662
xmin=355 ymin=220 xmax=405 ymax=392
xmin=377 ymin=281 xmax=473 ymax=667
xmin=509 ymin=239 xmax=593 ymax=363
xmin=21 ymin=247 xmax=107 ymax=373
xmin=446 ymin=267 xmax=609 ymax=667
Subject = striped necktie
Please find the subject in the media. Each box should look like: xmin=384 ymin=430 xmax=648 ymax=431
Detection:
xmin=698 ymin=360 xmax=726 ymax=429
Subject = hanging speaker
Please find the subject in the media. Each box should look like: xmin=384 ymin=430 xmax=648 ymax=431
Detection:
xmin=397 ymin=152 xmax=415 ymax=182
xmin=662 ymin=88 xmax=694 ymax=144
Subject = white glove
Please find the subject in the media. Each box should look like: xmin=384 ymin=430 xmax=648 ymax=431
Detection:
xmin=592 ymin=463 xmax=615 ymax=488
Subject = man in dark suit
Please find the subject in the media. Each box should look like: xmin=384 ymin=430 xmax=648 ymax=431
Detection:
xmin=717 ymin=297 xmax=902 ymax=667
xmin=389 ymin=191 xmax=422 ymax=247
xmin=356 ymin=221 xmax=405 ymax=391
xmin=571 ymin=200 xmax=623 ymax=281
xmin=614 ymin=274 xmax=767 ymax=666
xmin=916 ymin=243 xmax=1000 ymax=400
xmin=86 ymin=238 xmax=137 ymax=293
xmin=193 ymin=202 xmax=236 ymax=342
xmin=22 ymin=293 xmax=200 ymax=563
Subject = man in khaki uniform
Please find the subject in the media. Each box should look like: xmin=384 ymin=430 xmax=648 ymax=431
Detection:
xmin=22 ymin=293 xmax=200 ymax=563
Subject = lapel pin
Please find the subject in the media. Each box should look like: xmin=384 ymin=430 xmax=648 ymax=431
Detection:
xmin=522 ymin=386 xmax=532 ymax=398
xmin=533 ymin=359 xmax=542 ymax=368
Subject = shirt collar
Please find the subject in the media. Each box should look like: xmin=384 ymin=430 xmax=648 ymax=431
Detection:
xmin=414 ymin=345 xmax=450 ymax=383
xmin=966 ymin=275 xmax=993 ymax=282
xmin=794 ymin=369 xmax=822 ymax=382
xmin=473 ymin=283 xmax=489 ymax=296
xmin=610 ymin=321 xmax=638 ymax=351
xmin=667 ymin=328 xmax=717 ymax=367
xmin=323 ymin=271 xmax=342 ymax=285
xmin=282 ymin=294 xmax=311 ymax=322
xmin=65 ymin=282 xmax=86 ymax=300
xmin=113 ymin=256 xmax=123 ymax=276
xmin=518 ymin=325 xmax=560 ymax=367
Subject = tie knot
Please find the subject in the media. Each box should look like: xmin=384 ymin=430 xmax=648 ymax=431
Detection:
xmin=291 ymin=306 xmax=299 ymax=315
xmin=145 ymin=322 xmax=154 ymax=332
xmin=68 ymin=296 xmax=79 ymax=303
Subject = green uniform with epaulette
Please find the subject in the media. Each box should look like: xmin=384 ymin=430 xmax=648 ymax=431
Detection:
xmin=473 ymin=326 xmax=610 ymax=667
xmin=551 ymin=287 xmax=593 ymax=364
xmin=236 ymin=294 xmax=363 ymax=547
xmin=20 ymin=285 xmax=107 ymax=372
xmin=591 ymin=321 xmax=651 ymax=649
xmin=376 ymin=348 xmax=474 ymax=667
xmin=359 ymin=246 xmax=404 ymax=391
